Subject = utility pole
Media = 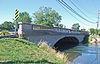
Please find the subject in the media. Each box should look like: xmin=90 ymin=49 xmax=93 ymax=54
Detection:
xmin=95 ymin=10 xmax=100 ymax=64
xmin=97 ymin=10 xmax=100 ymax=29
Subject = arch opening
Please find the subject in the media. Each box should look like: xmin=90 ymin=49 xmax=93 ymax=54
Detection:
xmin=54 ymin=37 xmax=79 ymax=51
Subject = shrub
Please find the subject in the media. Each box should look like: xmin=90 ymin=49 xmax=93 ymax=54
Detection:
xmin=1 ymin=30 xmax=9 ymax=36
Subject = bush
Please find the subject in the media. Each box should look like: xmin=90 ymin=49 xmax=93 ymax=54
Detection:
xmin=1 ymin=30 xmax=9 ymax=36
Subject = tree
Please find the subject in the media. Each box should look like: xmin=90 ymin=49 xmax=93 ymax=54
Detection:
xmin=98 ymin=29 xmax=100 ymax=34
xmin=18 ymin=12 xmax=32 ymax=23
xmin=1 ymin=30 xmax=9 ymax=36
xmin=33 ymin=6 xmax=62 ymax=27
xmin=94 ymin=29 xmax=98 ymax=35
xmin=89 ymin=28 xmax=99 ymax=35
xmin=89 ymin=28 xmax=95 ymax=35
xmin=72 ymin=23 xmax=80 ymax=30
xmin=0 ymin=21 xmax=14 ymax=30
xmin=0 ymin=25 xmax=2 ymax=30
xmin=58 ymin=24 xmax=63 ymax=28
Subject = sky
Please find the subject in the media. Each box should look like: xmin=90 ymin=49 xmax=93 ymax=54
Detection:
xmin=0 ymin=0 xmax=100 ymax=30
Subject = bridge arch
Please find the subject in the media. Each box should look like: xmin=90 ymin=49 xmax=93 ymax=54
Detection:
xmin=54 ymin=37 xmax=79 ymax=51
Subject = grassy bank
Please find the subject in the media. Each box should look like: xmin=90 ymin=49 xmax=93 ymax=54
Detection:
xmin=0 ymin=38 xmax=68 ymax=64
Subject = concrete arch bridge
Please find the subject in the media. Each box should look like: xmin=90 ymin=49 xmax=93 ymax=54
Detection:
xmin=18 ymin=22 xmax=89 ymax=51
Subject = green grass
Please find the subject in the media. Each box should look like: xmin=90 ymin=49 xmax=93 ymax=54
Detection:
xmin=0 ymin=38 xmax=67 ymax=64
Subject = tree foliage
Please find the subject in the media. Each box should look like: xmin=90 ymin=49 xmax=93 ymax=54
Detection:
xmin=89 ymin=28 xmax=99 ymax=35
xmin=94 ymin=29 xmax=98 ymax=35
xmin=1 ymin=30 xmax=9 ymax=36
xmin=72 ymin=23 xmax=80 ymax=30
xmin=98 ymin=29 xmax=100 ymax=34
xmin=18 ymin=12 xmax=32 ymax=23
xmin=33 ymin=7 xmax=62 ymax=27
xmin=58 ymin=24 xmax=63 ymax=28
xmin=0 ymin=21 xmax=14 ymax=30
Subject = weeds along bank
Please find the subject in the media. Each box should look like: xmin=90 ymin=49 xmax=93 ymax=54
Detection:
xmin=0 ymin=38 xmax=68 ymax=64
xmin=89 ymin=35 xmax=100 ymax=45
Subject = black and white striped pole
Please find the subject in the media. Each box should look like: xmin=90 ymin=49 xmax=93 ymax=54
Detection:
xmin=15 ymin=9 xmax=19 ymax=35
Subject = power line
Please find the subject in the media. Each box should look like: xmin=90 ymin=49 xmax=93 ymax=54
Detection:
xmin=61 ymin=0 xmax=96 ymax=24
xmin=97 ymin=10 xmax=100 ymax=29
xmin=68 ymin=0 xmax=95 ymax=21
xmin=56 ymin=0 xmax=94 ymax=26
xmin=58 ymin=0 xmax=96 ymax=24
xmin=72 ymin=0 xmax=97 ymax=21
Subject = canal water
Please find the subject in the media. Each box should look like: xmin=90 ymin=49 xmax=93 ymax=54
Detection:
xmin=65 ymin=44 xmax=100 ymax=64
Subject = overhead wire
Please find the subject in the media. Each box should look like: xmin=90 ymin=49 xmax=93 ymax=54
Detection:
xmin=58 ymin=0 xmax=96 ymax=24
xmin=68 ymin=0 xmax=95 ymax=21
xmin=72 ymin=0 xmax=97 ymax=21
xmin=56 ymin=0 xmax=94 ymax=26
xmin=72 ymin=0 xmax=92 ymax=15
xmin=61 ymin=0 xmax=96 ymax=24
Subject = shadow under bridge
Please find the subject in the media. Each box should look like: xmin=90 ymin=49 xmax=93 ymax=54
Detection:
xmin=54 ymin=37 xmax=79 ymax=51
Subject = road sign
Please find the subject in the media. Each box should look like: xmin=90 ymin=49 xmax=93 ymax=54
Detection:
xmin=14 ymin=9 xmax=19 ymax=35
xmin=15 ymin=9 xmax=19 ymax=20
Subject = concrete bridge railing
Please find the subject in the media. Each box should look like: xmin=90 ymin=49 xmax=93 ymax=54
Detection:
xmin=18 ymin=22 xmax=88 ymax=35
xmin=18 ymin=22 xmax=71 ymax=32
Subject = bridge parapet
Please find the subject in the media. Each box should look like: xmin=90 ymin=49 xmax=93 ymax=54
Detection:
xmin=18 ymin=22 xmax=88 ymax=36
xmin=18 ymin=22 xmax=71 ymax=32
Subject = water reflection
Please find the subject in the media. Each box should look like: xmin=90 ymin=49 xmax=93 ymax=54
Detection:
xmin=64 ymin=44 xmax=100 ymax=64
